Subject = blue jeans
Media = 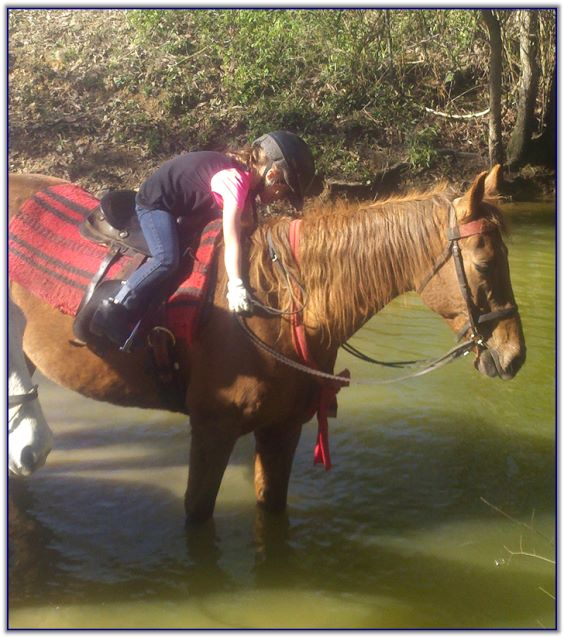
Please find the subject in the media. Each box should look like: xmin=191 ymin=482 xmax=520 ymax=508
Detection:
xmin=113 ymin=205 xmax=180 ymax=310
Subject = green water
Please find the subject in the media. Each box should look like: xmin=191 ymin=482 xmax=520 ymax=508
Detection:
xmin=8 ymin=202 xmax=555 ymax=629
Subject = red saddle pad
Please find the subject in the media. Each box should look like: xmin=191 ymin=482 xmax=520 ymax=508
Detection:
xmin=9 ymin=183 xmax=222 ymax=344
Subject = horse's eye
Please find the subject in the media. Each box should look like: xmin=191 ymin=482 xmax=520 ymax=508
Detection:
xmin=474 ymin=262 xmax=492 ymax=274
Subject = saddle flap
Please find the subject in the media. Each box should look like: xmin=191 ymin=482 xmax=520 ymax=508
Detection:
xmin=79 ymin=190 xmax=150 ymax=256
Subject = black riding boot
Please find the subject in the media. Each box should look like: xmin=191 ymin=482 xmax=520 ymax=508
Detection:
xmin=90 ymin=298 xmax=135 ymax=346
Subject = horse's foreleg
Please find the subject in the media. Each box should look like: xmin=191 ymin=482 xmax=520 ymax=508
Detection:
xmin=254 ymin=424 xmax=302 ymax=512
xmin=185 ymin=421 xmax=237 ymax=525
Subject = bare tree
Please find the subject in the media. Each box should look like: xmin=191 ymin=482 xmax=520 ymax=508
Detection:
xmin=507 ymin=10 xmax=540 ymax=167
xmin=480 ymin=9 xmax=504 ymax=166
xmin=531 ymin=62 xmax=555 ymax=167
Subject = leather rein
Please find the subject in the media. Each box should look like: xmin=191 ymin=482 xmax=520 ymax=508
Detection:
xmin=238 ymin=201 xmax=517 ymax=384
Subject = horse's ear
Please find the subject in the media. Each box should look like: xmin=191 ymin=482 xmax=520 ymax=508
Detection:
xmin=484 ymin=163 xmax=503 ymax=198
xmin=459 ymin=171 xmax=487 ymax=220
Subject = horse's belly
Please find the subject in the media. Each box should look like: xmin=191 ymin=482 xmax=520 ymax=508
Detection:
xmin=11 ymin=284 xmax=168 ymax=410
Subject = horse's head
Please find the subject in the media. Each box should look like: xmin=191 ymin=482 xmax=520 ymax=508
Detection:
xmin=419 ymin=165 xmax=526 ymax=380
xmin=8 ymin=294 xmax=53 ymax=476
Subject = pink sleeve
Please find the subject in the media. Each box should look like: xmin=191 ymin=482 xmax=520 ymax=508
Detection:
xmin=210 ymin=168 xmax=251 ymax=211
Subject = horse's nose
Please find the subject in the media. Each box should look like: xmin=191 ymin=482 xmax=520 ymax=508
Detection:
xmin=505 ymin=347 xmax=526 ymax=379
xmin=20 ymin=446 xmax=45 ymax=474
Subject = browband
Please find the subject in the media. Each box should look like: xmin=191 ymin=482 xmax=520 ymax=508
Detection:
xmin=448 ymin=218 xmax=497 ymax=240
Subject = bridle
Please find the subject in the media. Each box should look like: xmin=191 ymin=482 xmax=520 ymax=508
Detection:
xmin=415 ymin=201 xmax=517 ymax=376
xmin=239 ymin=198 xmax=518 ymax=384
xmin=8 ymin=385 xmax=39 ymax=433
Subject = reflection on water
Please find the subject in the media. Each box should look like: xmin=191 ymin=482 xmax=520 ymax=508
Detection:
xmin=8 ymin=203 xmax=555 ymax=629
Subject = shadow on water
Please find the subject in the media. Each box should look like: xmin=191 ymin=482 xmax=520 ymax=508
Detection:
xmin=9 ymin=404 xmax=555 ymax=628
xmin=308 ymin=408 xmax=555 ymax=525
xmin=45 ymin=427 xmax=191 ymax=473
xmin=8 ymin=481 xmax=61 ymax=604
xmin=9 ymin=477 xmax=238 ymax=611
xmin=250 ymin=510 xmax=555 ymax=629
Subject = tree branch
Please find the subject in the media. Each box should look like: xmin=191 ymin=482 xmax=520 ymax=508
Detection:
xmin=423 ymin=105 xmax=490 ymax=119
xmin=503 ymin=545 xmax=555 ymax=565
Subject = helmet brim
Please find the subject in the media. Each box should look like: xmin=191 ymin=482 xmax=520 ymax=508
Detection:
xmin=280 ymin=162 xmax=304 ymax=210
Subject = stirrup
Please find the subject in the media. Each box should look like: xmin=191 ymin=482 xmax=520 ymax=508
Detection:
xmin=121 ymin=319 xmax=143 ymax=353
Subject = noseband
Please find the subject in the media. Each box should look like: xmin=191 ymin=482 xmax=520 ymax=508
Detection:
xmin=9 ymin=385 xmax=39 ymax=433
xmin=417 ymin=202 xmax=518 ymax=373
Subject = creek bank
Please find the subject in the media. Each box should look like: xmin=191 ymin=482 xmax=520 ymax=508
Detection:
xmin=315 ymin=161 xmax=555 ymax=204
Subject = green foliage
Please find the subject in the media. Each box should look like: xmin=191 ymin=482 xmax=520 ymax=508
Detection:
xmin=126 ymin=10 xmax=398 ymax=131
xmin=9 ymin=8 xmax=556 ymax=186
xmin=123 ymin=9 xmax=492 ymax=144
xmin=407 ymin=126 xmax=440 ymax=169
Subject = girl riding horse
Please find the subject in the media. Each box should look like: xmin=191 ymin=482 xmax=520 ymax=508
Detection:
xmin=90 ymin=131 xmax=315 ymax=347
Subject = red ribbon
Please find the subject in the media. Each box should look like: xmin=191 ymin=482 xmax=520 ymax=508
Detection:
xmin=288 ymin=219 xmax=350 ymax=470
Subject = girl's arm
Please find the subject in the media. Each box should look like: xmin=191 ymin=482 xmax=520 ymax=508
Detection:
xmin=223 ymin=201 xmax=251 ymax=313
xmin=222 ymin=200 xmax=243 ymax=281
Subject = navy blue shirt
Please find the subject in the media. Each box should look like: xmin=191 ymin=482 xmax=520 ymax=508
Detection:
xmin=136 ymin=151 xmax=244 ymax=222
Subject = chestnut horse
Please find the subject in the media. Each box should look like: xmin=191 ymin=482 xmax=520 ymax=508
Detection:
xmin=8 ymin=291 xmax=53 ymax=476
xmin=9 ymin=167 xmax=525 ymax=522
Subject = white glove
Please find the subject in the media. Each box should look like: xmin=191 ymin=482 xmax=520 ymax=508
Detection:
xmin=226 ymin=278 xmax=252 ymax=314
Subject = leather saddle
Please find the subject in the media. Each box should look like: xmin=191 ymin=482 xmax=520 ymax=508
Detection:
xmin=73 ymin=190 xmax=159 ymax=352
xmin=80 ymin=189 xmax=150 ymax=256
xmin=73 ymin=190 xmax=188 ymax=410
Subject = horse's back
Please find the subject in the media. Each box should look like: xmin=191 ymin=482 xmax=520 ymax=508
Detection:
xmin=9 ymin=173 xmax=69 ymax=218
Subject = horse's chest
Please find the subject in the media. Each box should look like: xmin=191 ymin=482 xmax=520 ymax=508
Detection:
xmin=190 ymin=373 xmax=315 ymax=428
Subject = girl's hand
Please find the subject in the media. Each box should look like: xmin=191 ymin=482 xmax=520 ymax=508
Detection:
xmin=227 ymin=278 xmax=252 ymax=314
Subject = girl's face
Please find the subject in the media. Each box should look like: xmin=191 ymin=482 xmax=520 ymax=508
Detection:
xmin=257 ymin=165 xmax=290 ymax=204
xmin=258 ymin=180 xmax=290 ymax=205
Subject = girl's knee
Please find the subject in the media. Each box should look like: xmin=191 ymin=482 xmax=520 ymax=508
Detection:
xmin=158 ymin=252 xmax=180 ymax=271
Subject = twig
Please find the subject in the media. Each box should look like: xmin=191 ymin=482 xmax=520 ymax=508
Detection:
xmin=538 ymin=586 xmax=556 ymax=601
xmin=503 ymin=545 xmax=555 ymax=565
xmin=480 ymin=497 xmax=553 ymax=545
xmin=361 ymin=106 xmax=379 ymax=125
xmin=447 ymin=84 xmax=489 ymax=105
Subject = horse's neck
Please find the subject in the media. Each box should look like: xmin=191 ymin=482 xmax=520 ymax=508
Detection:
xmin=300 ymin=197 xmax=445 ymax=344
xmin=8 ymin=297 xmax=31 ymax=394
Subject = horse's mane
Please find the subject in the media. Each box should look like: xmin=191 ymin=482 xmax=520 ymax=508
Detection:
xmin=249 ymin=184 xmax=503 ymax=345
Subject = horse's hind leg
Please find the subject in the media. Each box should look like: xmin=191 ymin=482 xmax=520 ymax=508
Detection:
xmin=184 ymin=420 xmax=237 ymax=524
xmin=254 ymin=424 xmax=302 ymax=512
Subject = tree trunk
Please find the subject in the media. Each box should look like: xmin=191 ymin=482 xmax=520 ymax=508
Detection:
xmin=480 ymin=10 xmax=504 ymax=167
xmin=531 ymin=62 xmax=555 ymax=167
xmin=507 ymin=10 xmax=540 ymax=167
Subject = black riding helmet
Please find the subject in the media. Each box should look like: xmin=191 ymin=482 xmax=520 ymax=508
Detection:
xmin=253 ymin=130 xmax=315 ymax=210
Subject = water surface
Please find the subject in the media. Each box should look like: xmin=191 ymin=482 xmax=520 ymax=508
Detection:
xmin=8 ymin=201 xmax=555 ymax=629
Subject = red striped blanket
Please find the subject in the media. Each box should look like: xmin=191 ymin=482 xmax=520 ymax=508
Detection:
xmin=9 ymin=184 xmax=222 ymax=344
